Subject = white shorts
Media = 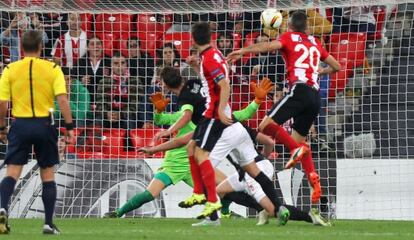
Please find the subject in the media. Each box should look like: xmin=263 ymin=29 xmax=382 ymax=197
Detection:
xmin=209 ymin=122 xmax=258 ymax=168
xmin=227 ymin=160 xmax=274 ymax=203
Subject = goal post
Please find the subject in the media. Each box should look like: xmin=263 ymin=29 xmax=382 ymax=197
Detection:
xmin=0 ymin=0 xmax=412 ymax=220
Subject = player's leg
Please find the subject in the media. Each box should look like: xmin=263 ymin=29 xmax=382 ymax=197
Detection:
xmin=258 ymin=86 xmax=310 ymax=163
xmin=0 ymin=165 xmax=23 ymax=234
xmin=39 ymin=167 xmax=60 ymax=235
xmin=111 ymin=172 xmax=172 ymax=217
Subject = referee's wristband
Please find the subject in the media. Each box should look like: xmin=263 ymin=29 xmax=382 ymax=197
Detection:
xmin=65 ymin=123 xmax=74 ymax=131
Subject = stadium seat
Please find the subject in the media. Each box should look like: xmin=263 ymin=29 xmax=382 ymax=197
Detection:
xmin=101 ymin=128 xmax=127 ymax=156
xmin=137 ymin=32 xmax=163 ymax=58
xmin=136 ymin=14 xmax=172 ymax=35
xmin=328 ymin=32 xmax=367 ymax=69
xmin=328 ymin=59 xmax=353 ymax=99
xmin=130 ymin=128 xmax=165 ymax=158
xmin=95 ymin=32 xmax=117 ymax=57
xmin=80 ymin=13 xmax=94 ymax=37
xmin=95 ymin=13 xmax=133 ymax=36
xmin=163 ymin=32 xmax=193 ymax=59
xmin=368 ymin=7 xmax=386 ymax=41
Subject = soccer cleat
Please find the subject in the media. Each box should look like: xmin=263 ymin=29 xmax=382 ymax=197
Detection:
xmin=178 ymin=193 xmax=206 ymax=208
xmin=309 ymin=172 xmax=322 ymax=204
xmin=103 ymin=211 xmax=119 ymax=218
xmin=43 ymin=223 xmax=61 ymax=235
xmin=0 ymin=208 xmax=10 ymax=234
xmin=309 ymin=208 xmax=331 ymax=227
xmin=221 ymin=211 xmax=243 ymax=219
xmin=284 ymin=145 xmax=310 ymax=169
xmin=196 ymin=201 xmax=222 ymax=219
xmin=276 ymin=206 xmax=290 ymax=226
xmin=256 ymin=210 xmax=269 ymax=226
xmin=191 ymin=219 xmax=221 ymax=227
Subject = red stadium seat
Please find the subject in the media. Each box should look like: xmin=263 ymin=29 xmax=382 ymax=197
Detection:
xmin=95 ymin=32 xmax=117 ymax=57
xmin=130 ymin=128 xmax=164 ymax=158
xmin=328 ymin=32 xmax=367 ymax=69
xmin=80 ymin=13 xmax=94 ymax=37
xmin=95 ymin=13 xmax=133 ymax=36
xmin=368 ymin=7 xmax=387 ymax=41
xmin=163 ymin=32 xmax=193 ymax=59
xmin=137 ymin=32 xmax=163 ymax=58
xmin=136 ymin=14 xmax=172 ymax=35
xmin=328 ymin=59 xmax=353 ymax=100
xmin=101 ymin=128 xmax=126 ymax=156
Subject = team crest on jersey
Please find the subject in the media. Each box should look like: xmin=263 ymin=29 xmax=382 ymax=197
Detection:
xmin=291 ymin=34 xmax=302 ymax=42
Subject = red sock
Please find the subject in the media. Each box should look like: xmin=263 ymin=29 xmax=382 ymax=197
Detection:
xmin=199 ymin=160 xmax=218 ymax=202
xmin=262 ymin=123 xmax=299 ymax=151
xmin=189 ymin=156 xmax=204 ymax=194
xmin=300 ymin=143 xmax=315 ymax=177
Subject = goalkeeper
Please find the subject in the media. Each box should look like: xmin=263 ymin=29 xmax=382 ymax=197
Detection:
xmin=105 ymin=67 xmax=272 ymax=218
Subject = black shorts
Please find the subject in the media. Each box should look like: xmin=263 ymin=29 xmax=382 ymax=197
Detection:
xmin=267 ymin=83 xmax=321 ymax=136
xmin=5 ymin=118 xmax=59 ymax=169
xmin=193 ymin=117 xmax=227 ymax=152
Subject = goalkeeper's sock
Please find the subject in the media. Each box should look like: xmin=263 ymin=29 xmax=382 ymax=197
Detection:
xmin=0 ymin=176 xmax=16 ymax=211
xmin=300 ymin=144 xmax=315 ymax=177
xmin=199 ymin=160 xmax=218 ymax=202
xmin=220 ymin=198 xmax=232 ymax=215
xmin=222 ymin=192 xmax=263 ymax=212
xmin=262 ymin=123 xmax=299 ymax=151
xmin=210 ymin=211 xmax=219 ymax=221
xmin=254 ymin=172 xmax=282 ymax=213
xmin=189 ymin=156 xmax=204 ymax=195
xmin=284 ymin=205 xmax=312 ymax=223
xmin=116 ymin=190 xmax=154 ymax=217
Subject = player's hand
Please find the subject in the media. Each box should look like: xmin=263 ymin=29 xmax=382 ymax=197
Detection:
xmin=153 ymin=129 xmax=172 ymax=143
xmin=150 ymin=92 xmax=170 ymax=113
xmin=226 ymin=50 xmax=244 ymax=62
xmin=65 ymin=129 xmax=75 ymax=144
xmin=138 ymin=147 xmax=156 ymax=155
xmin=0 ymin=127 xmax=8 ymax=144
xmin=251 ymin=77 xmax=274 ymax=104
xmin=219 ymin=111 xmax=233 ymax=126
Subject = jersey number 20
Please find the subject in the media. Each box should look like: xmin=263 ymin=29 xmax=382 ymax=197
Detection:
xmin=294 ymin=44 xmax=321 ymax=72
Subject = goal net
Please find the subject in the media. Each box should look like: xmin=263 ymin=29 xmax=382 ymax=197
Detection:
xmin=0 ymin=0 xmax=413 ymax=220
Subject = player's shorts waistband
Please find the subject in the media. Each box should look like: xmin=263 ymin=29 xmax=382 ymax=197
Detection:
xmin=291 ymin=82 xmax=319 ymax=91
xmin=13 ymin=117 xmax=50 ymax=120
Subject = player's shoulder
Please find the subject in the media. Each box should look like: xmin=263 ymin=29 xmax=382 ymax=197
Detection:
xmin=37 ymin=58 xmax=61 ymax=69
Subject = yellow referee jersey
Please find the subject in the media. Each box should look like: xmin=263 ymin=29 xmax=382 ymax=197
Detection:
xmin=0 ymin=57 xmax=66 ymax=117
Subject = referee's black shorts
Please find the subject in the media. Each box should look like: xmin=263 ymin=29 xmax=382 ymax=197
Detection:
xmin=193 ymin=117 xmax=227 ymax=152
xmin=5 ymin=117 xmax=59 ymax=168
xmin=267 ymin=83 xmax=321 ymax=136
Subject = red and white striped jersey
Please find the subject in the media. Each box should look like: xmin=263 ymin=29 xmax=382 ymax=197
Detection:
xmin=51 ymin=31 xmax=87 ymax=68
xmin=278 ymin=31 xmax=330 ymax=90
xmin=199 ymin=46 xmax=231 ymax=119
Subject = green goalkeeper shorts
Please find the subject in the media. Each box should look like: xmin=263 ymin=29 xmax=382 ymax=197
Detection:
xmin=154 ymin=168 xmax=193 ymax=187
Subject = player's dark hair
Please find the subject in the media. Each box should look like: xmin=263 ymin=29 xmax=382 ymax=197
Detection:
xmin=160 ymin=66 xmax=183 ymax=89
xmin=290 ymin=10 xmax=308 ymax=33
xmin=21 ymin=30 xmax=43 ymax=53
xmin=191 ymin=22 xmax=211 ymax=45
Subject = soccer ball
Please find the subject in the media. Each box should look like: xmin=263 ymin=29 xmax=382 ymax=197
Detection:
xmin=260 ymin=9 xmax=283 ymax=29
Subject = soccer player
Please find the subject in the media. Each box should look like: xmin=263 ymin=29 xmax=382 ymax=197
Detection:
xmin=0 ymin=30 xmax=75 ymax=235
xmin=227 ymin=11 xmax=341 ymax=204
xmin=180 ymin=22 xmax=233 ymax=218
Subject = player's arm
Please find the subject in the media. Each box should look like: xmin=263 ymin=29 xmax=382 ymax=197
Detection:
xmin=0 ymin=66 xmax=11 ymax=131
xmin=139 ymin=131 xmax=194 ymax=155
xmin=233 ymin=78 xmax=273 ymax=122
xmin=255 ymin=133 xmax=275 ymax=158
xmin=154 ymin=111 xmax=183 ymax=126
xmin=227 ymin=41 xmax=283 ymax=62
xmin=217 ymin=78 xmax=233 ymax=125
xmin=154 ymin=105 xmax=194 ymax=141
xmin=318 ymin=55 xmax=341 ymax=75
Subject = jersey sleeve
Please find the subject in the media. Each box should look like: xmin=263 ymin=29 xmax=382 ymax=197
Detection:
xmin=203 ymin=58 xmax=226 ymax=83
xmin=52 ymin=65 xmax=67 ymax=96
xmin=0 ymin=66 xmax=11 ymax=101
xmin=232 ymin=101 xmax=259 ymax=122
xmin=277 ymin=32 xmax=290 ymax=49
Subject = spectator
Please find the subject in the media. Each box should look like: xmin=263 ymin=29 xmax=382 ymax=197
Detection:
xmin=242 ymin=33 xmax=285 ymax=88
xmin=332 ymin=6 xmax=376 ymax=34
xmin=51 ymin=13 xmax=87 ymax=68
xmin=279 ymin=9 xmax=332 ymax=37
xmin=126 ymin=36 xmax=155 ymax=85
xmin=181 ymin=47 xmax=200 ymax=81
xmin=0 ymin=12 xmax=48 ymax=62
xmin=95 ymin=52 xmax=148 ymax=129
xmin=38 ymin=12 xmax=68 ymax=56
xmin=54 ymin=67 xmax=91 ymax=127
xmin=216 ymin=32 xmax=233 ymax=56
xmin=71 ymin=36 xmax=110 ymax=103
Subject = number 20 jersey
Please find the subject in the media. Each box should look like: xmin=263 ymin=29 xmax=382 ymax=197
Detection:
xmin=278 ymin=31 xmax=330 ymax=90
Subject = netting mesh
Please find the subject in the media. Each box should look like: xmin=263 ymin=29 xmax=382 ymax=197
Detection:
xmin=0 ymin=0 xmax=413 ymax=220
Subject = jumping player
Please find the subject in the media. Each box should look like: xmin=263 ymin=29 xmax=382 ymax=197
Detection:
xmin=227 ymin=11 xmax=340 ymax=204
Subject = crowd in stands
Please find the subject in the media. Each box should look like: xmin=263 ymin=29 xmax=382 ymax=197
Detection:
xmin=0 ymin=5 xmax=390 ymax=157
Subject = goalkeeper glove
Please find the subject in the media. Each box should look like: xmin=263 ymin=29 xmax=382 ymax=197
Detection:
xmin=251 ymin=77 xmax=274 ymax=104
xmin=150 ymin=92 xmax=170 ymax=113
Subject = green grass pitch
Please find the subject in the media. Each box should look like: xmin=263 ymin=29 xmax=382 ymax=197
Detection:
xmin=2 ymin=218 xmax=412 ymax=240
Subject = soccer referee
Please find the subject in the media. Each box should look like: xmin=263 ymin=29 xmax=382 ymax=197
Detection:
xmin=0 ymin=30 xmax=75 ymax=235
